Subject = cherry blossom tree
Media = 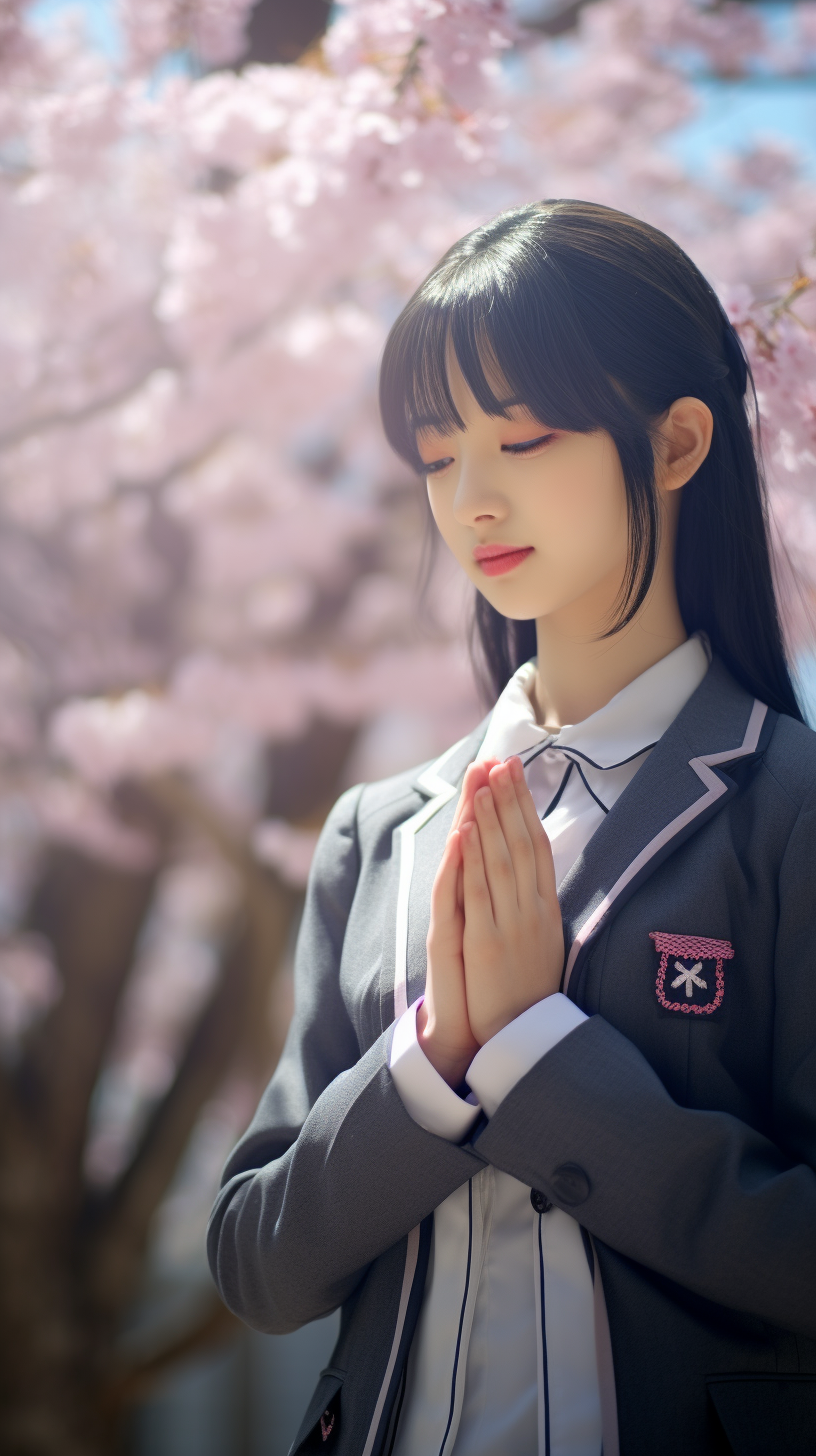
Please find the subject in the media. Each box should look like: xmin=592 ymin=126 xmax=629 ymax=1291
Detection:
xmin=0 ymin=1 xmax=815 ymax=1449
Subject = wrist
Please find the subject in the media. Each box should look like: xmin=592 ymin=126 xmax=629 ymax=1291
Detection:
xmin=416 ymin=1000 xmax=476 ymax=1088
xmin=470 ymin=987 xmax=561 ymax=1047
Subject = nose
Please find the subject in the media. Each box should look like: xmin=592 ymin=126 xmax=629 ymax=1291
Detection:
xmin=452 ymin=460 xmax=509 ymax=528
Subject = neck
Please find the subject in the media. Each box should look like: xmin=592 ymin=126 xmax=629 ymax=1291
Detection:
xmin=531 ymin=536 xmax=687 ymax=731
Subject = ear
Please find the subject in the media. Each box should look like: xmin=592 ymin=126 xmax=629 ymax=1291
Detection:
xmin=656 ymin=397 xmax=714 ymax=492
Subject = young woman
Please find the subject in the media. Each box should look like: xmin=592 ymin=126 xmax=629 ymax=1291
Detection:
xmin=208 ymin=201 xmax=816 ymax=1456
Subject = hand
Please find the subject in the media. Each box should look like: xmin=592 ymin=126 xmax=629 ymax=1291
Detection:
xmin=418 ymin=829 xmax=479 ymax=1087
xmin=416 ymin=759 xmax=501 ymax=1087
xmin=460 ymin=757 xmax=563 ymax=1045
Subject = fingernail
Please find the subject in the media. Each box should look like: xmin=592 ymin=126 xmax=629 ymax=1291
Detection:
xmin=475 ymin=786 xmax=490 ymax=806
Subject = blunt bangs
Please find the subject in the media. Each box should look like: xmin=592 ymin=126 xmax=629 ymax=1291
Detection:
xmin=379 ymin=207 xmax=641 ymax=474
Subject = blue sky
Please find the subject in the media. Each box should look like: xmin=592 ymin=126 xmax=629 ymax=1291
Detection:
xmin=30 ymin=0 xmax=121 ymax=57
xmin=668 ymin=74 xmax=816 ymax=182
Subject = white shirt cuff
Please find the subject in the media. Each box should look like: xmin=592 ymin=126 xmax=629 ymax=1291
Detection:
xmin=389 ymin=998 xmax=482 ymax=1142
xmin=466 ymin=993 xmax=588 ymax=1118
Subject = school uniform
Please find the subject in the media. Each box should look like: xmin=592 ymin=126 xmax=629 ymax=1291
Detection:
xmin=389 ymin=636 xmax=711 ymax=1456
xmin=208 ymin=650 xmax=816 ymax=1456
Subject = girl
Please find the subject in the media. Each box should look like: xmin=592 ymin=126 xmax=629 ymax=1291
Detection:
xmin=208 ymin=201 xmax=816 ymax=1456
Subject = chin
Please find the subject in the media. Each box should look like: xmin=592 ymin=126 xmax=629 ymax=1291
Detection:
xmin=480 ymin=583 xmax=551 ymax=617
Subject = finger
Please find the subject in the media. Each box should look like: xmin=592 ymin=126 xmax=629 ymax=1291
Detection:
xmin=431 ymin=827 xmax=462 ymax=923
xmin=451 ymin=762 xmax=490 ymax=835
xmin=450 ymin=759 xmax=500 ymax=837
xmin=460 ymin=819 xmax=495 ymax=929
xmin=450 ymin=763 xmax=484 ymax=835
xmin=487 ymin=761 xmax=538 ymax=904
xmin=473 ymin=783 xmax=516 ymax=917
xmin=507 ymin=755 xmax=558 ymax=902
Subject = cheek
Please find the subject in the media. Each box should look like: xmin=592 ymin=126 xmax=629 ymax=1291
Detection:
xmin=540 ymin=448 xmax=628 ymax=564
xmin=427 ymin=484 xmax=467 ymax=558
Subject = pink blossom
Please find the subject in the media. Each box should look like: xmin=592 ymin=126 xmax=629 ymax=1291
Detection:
xmin=0 ymin=0 xmax=813 ymax=839
xmin=120 ymin=0 xmax=255 ymax=71
xmin=50 ymin=692 xmax=216 ymax=784
xmin=3 ymin=0 xmax=814 ymax=1290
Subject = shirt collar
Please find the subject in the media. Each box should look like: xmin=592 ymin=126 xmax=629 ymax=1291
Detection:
xmin=477 ymin=634 xmax=710 ymax=769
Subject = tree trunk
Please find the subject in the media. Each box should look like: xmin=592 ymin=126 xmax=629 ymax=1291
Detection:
xmin=0 ymin=787 xmax=298 ymax=1454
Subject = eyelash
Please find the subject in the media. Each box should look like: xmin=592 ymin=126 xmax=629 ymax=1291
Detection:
xmin=423 ymin=432 xmax=556 ymax=475
xmin=502 ymin=433 xmax=556 ymax=456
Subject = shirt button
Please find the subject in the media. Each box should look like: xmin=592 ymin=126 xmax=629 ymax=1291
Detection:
xmin=530 ymin=1188 xmax=552 ymax=1214
xmin=550 ymin=1163 xmax=591 ymax=1206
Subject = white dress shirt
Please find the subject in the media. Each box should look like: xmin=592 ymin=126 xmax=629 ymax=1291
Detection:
xmin=389 ymin=635 xmax=710 ymax=1456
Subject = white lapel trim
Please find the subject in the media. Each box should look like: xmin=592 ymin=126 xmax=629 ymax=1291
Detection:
xmin=363 ymin=737 xmax=470 ymax=1455
xmin=393 ymin=736 xmax=468 ymax=1020
xmin=361 ymin=1225 xmax=421 ymax=1456
xmin=563 ymin=698 xmax=767 ymax=995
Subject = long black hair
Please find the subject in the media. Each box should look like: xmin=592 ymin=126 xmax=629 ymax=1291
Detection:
xmin=379 ymin=199 xmax=803 ymax=721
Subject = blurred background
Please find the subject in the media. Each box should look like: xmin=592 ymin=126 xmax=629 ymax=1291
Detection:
xmin=1 ymin=1 xmax=816 ymax=1452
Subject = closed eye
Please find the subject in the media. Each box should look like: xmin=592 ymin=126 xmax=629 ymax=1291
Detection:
xmin=502 ymin=433 xmax=556 ymax=456
xmin=423 ymin=456 xmax=454 ymax=475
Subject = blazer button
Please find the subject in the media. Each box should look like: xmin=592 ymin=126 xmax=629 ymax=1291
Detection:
xmin=550 ymin=1163 xmax=591 ymax=1206
xmin=530 ymin=1188 xmax=552 ymax=1215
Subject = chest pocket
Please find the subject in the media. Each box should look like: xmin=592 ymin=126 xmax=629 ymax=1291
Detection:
xmin=650 ymin=931 xmax=734 ymax=1017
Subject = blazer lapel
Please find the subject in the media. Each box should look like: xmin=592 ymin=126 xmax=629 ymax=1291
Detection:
xmin=389 ymin=719 xmax=490 ymax=1022
xmin=385 ymin=658 xmax=775 ymax=1026
xmin=559 ymin=658 xmax=774 ymax=999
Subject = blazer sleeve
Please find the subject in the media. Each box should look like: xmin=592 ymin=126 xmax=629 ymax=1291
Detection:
xmin=207 ymin=782 xmax=482 ymax=1335
xmin=473 ymin=798 xmax=816 ymax=1339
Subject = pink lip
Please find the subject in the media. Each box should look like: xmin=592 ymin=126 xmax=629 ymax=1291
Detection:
xmin=472 ymin=543 xmax=534 ymax=577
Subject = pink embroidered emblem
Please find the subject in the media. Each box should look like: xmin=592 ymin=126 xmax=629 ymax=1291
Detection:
xmin=320 ymin=1410 xmax=335 ymax=1442
xmin=649 ymin=931 xmax=734 ymax=1015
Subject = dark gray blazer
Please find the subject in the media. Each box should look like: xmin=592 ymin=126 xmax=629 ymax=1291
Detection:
xmin=208 ymin=658 xmax=816 ymax=1456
